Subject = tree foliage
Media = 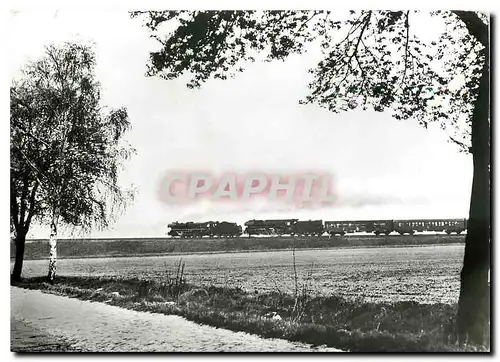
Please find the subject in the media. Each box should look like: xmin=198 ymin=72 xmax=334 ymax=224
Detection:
xmin=131 ymin=10 xmax=487 ymax=152
xmin=10 ymin=42 xmax=135 ymax=280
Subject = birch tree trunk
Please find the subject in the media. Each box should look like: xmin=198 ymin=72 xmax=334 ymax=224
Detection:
xmin=47 ymin=215 xmax=59 ymax=284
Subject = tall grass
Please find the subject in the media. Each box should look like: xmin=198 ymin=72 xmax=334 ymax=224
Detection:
xmin=290 ymin=242 xmax=315 ymax=323
xmin=138 ymin=259 xmax=187 ymax=300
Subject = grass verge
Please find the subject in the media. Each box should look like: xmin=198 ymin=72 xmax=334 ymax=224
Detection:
xmin=11 ymin=275 xmax=489 ymax=352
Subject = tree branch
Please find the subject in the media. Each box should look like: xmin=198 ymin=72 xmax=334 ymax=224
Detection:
xmin=452 ymin=11 xmax=488 ymax=48
xmin=449 ymin=135 xmax=471 ymax=153
xmin=13 ymin=146 xmax=53 ymax=188
xmin=24 ymin=182 xmax=40 ymax=230
xmin=401 ymin=11 xmax=410 ymax=86
xmin=297 ymin=10 xmax=319 ymax=33
xmin=19 ymin=174 xmax=29 ymax=227
xmin=336 ymin=12 xmax=372 ymax=89
xmin=10 ymin=180 xmax=20 ymax=231
xmin=13 ymin=123 xmax=51 ymax=147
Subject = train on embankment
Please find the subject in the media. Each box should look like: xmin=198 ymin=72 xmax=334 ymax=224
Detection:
xmin=167 ymin=218 xmax=467 ymax=238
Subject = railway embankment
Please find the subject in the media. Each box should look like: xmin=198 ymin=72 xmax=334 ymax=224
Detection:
xmin=13 ymin=234 xmax=464 ymax=260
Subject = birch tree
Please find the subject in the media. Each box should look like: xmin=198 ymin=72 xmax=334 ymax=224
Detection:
xmin=10 ymin=42 xmax=135 ymax=283
xmin=132 ymin=10 xmax=490 ymax=346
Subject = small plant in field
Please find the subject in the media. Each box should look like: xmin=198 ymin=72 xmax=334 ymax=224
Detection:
xmin=289 ymin=243 xmax=316 ymax=323
xmin=137 ymin=259 xmax=188 ymax=300
xmin=162 ymin=258 xmax=188 ymax=300
xmin=86 ymin=265 xmax=95 ymax=278
xmin=271 ymin=279 xmax=287 ymax=301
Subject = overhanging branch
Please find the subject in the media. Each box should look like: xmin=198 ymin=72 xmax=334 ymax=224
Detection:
xmin=449 ymin=135 xmax=471 ymax=153
xmin=452 ymin=11 xmax=488 ymax=48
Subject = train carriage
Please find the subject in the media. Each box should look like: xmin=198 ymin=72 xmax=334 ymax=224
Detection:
xmin=422 ymin=218 xmax=466 ymax=234
xmin=372 ymin=220 xmax=394 ymax=235
xmin=324 ymin=220 xmax=358 ymax=236
xmin=445 ymin=219 xmax=467 ymax=234
xmin=393 ymin=220 xmax=419 ymax=235
xmin=325 ymin=220 xmax=394 ymax=236
xmin=351 ymin=220 xmax=394 ymax=235
xmin=351 ymin=220 xmax=370 ymax=233
xmin=393 ymin=219 xmax=467 ymax=235
xmin=354 ymin=220 xmax=392 ymax=235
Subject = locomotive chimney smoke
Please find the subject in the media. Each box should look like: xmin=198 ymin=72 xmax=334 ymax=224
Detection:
xmin=188 ymin=173 xmax=212 ymax=200
xmin=242 ymin=174 xmax=267 ymax=200
xmin=212 ymin=174 xmax=237 ymax=201
xmin=269 ymin=175 xmax=296 ymax=203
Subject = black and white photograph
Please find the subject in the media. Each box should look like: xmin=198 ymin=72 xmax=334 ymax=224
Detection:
xmin=8 ymin=3 xmax=491 ymax=353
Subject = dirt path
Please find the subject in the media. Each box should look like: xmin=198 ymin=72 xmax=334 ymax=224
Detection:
xmin=11 ymin=287 xmax=342 ymax=352
xmin=11 ymin=317 xmax=80 ymax=352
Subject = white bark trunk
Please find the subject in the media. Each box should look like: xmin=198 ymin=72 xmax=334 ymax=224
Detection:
xmin=47 ymin=217 xmax=58 ymax=283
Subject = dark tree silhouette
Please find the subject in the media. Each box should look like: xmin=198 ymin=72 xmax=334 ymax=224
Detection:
xmin=131 ymin=10 xmax=490 ymax=346
xmin=10 ymin=42 xmax=135 ymax=283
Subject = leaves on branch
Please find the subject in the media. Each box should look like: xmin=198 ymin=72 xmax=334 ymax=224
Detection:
xmin=133 ymin=10 xmax=489 ymax=153
xmin=10 ymin=42 xmax=136 ymax=236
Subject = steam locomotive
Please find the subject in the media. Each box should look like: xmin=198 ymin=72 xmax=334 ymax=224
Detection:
xmin=167 ymin=218 xmax=467 ymax=238
xmin=168 ymin=221 xmax=242 ymax=238
xmin=244 ymin=219 xmax=298 ymax=236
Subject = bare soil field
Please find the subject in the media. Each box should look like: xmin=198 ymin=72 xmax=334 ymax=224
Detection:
xmin=16 ymin=243 xmax=464 ymax=304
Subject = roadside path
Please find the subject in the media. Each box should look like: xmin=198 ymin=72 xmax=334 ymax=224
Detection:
xmin=11 ymin=317 xmax=80 ymax=352
xmin=11 ymin=287 xmax=341 ymax=352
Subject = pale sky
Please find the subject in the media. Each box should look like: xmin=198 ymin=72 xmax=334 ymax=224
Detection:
xmin=8 ymin=10 xmax=473 ymax=238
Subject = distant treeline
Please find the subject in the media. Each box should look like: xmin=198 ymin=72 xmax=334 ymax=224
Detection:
xmin=11 ymin=235 xmax=465 ymax=260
